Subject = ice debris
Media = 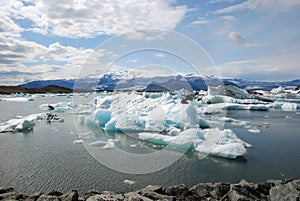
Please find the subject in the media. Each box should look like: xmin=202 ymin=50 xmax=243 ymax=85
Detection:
xmin=139 ymin=128 xmax=250 ymax=159
xmin=40 ymin=102 xmax=74 ymax=112
xmin=0 ymin=113 xmax=63 ymax=133
xmin=123 ymin=180 xmax=136 ymax=185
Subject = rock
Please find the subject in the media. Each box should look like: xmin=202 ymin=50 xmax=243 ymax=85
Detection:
xmin=209 ymin=183 xmax=230 ymax=199
xmin=48 ymin=190 xmax=63 ymax=197
xmin=84 ymin=190 xmax=101 ymax=200
xmin=138 ymin=185 xmax=164 ymax=194
xmin=36 ymin=194 xmax=61 ymax=201
xmin=256 ymin=181 xmax=276 ymax=196
xmin=0 ymin=192 xmax=27 ymax=200
xmin=124 ymin=192 xmax=153 ymax=201
xmin=60 ymin=190 xmax=78 ymax=201
xmin=226 ymin=183 xmax=268 ymax=201
xmin=189 ymin=183 xmax=214 ymax=198
xmin=0 ymin=187 xmax=14 ymax=194
xmin=165 ymin=184 xmax=188 ymax=196
xmin=86 ymin=192 xmax=124 ymax=201
xmin=270 ymin=179 xmax=300 ymax=201
xmin=138 ymin=190 xmax=174 ymax=201
xmin=25 ymin=192 xmax=43 ymax=201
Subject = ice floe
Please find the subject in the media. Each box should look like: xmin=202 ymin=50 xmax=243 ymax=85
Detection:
xmin=138 ymin=128 xmax=250 ymax=159
xmin=0 ymin=113 xmax=64 ymax=133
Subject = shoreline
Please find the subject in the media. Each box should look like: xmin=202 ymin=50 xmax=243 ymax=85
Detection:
xmin=1 ymin=179 xmax=299 ymax=201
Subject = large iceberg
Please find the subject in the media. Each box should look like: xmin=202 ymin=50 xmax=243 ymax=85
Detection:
xmin=81 ymin=92 xmax=210 ymax=132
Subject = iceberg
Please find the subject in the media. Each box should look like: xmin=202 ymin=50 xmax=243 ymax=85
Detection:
xmin=0 ymin=97 xmax=34 ymax=102
xmin=40 ymin=102 xmax=74 ymax=112
xmin=81 ymin=92 xmax=209 ymax=132
xmin=138 ymin=128 xmax=250 ymax=159
xmin=0 ymin=113 xmax=63 ymax=133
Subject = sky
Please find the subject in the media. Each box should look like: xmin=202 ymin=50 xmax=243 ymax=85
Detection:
xmin=1 ymin=0 xmax=300 ymax=85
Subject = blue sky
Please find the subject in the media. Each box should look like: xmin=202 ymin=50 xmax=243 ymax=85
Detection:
xmin=1 ymin=0 xmax=300 ymax=85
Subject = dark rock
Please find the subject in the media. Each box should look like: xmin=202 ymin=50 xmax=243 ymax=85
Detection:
xmin=270 ymin=179 xmax=300 ymax=201
xmin=165 ymin=184 xmax=188 ymax=196
xmin=48 ymin=191 xmax=63 ymax=197
xmin=37 ymin=194 xmax=61 ymax=201
xmin=209 ymin=183 xmax=230 ymax=199
xmin=189 ymin=183 xmax=214 ymax=198
xmin=256 ymin=181 xmax=276 ymax=196
xmin=124 ymin=192 xmax=153 ymax=201
xmin=0 ymin=191 xmax=18 ymax=200
xmin=226 ymin=183 xmax=268 ymax=201
xmin=84 ymin=190 xmax=101 ymax=200
xmin=25 ymin=192 xmax=43 ymax=201
xmin=86 ymin=192 xmax=124 ymax=201
xmin=0 ymin=187 xmax=14 ymax=194
xmin=138 ymin=185 xmax=164 ymax=194
xmin=139 ymin=190 xmax=174 ymax=201
xmin=60 ymin=190 xmax=78 ymax=201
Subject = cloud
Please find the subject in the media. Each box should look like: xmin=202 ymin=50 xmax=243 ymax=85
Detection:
xmin=214 ymin=0 xmax=300 ymax=14
xmin=220 ymin=15 xmax=237 ymax=24
xmin=5 ymin=0 xmax=187 ymax=38
xmin=227 ymin=31 xmax=246 ymax=43
xmin=209 ymin=0 xmax=235 ymax=4
xmin=191 ymin=19 xmax=210 ymax=25
xmin=216 ymin=47 xmax=300 ymax=81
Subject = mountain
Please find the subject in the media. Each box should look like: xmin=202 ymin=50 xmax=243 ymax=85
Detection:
xmin=18 ymin=72 xmax=300 ymax=92
xmin=20 ymin=79 xmax=75 ymax=89
xmin=0 ymin=85 xmax=72 ymax=94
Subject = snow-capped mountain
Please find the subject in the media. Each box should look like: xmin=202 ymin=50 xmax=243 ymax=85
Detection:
xmin=19 ymin=71 xmax=300 ymax=92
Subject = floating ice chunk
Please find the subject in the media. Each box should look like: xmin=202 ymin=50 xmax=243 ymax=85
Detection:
xmin=89 ymin=140 xmax=107 ymax=146
xmin=1 ymin=97 xmax=34 ymax=102
xmin=224 ymin=85 xmax=250 ymax=99
xmin=139 ymin=129 xmax=201 ymax=150
xmin=207 ymin=86 xmax=225 ymax=96
xmin=202 ymin=128 xmax=252 ymax=148
xmin=248 ymin=128 xmax=261 ymax=134
xmin=0 ymin=113 xmax=63 ymax=133
xmin=271 ymin=86 xmax=284 ymax=94
xmin=103 ymin=139 xmax=115 ymax=149
xmin=73 ymin=139 xmax=84 ymax=144
xmin=0 ymin=113 xmax=43 ymax=133
xmin=282 ymin=103 xmax=298 ymax=111
xmin=123 ymin=179 xmax=135 ymax=185
xmin=139 ymin=128 xmax=249 ymax=159
xmin=246 ymin=104 xmax=269 ymax=111
xmin=196 ymin=143 xmax=247 ymax=159
xmin=40 ymin=102 xmax=73 ymax=112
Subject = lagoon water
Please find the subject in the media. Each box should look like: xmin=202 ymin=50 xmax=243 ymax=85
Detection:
xmin=0 ymin=95 xmax=300 ymax=195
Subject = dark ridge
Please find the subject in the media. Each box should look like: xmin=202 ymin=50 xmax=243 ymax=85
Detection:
xmin=0 ymin=85 xmax=73 ymax=94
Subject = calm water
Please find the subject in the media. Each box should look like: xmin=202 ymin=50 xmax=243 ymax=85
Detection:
xmin=0 ymin=95 xmax=300 ymax=195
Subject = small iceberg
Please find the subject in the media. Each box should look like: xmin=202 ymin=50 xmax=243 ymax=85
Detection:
xmin=0 ymin=113 xmax=64 ymax=133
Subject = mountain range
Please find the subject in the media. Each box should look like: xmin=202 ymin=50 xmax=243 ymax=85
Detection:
xmin=19 ymin=72 xmax=300 ymax=92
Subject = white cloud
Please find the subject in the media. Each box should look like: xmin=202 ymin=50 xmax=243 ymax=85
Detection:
xmin=227 ymin=31 xmax=246 ymax=43
xmin=191 ymin=20 xmax=210 ymax=25
xmin=214 ymin=0 xmax=300 ymax=14
xmin=209 ymin=0 xmax=235 ymax=4
xmin=220 ymin=15 xmax=237 ymax=24
xmin=5 ymin=0 xmax=187 ymax=38
xmin=216 ymin=48 xmax=300 ymax=80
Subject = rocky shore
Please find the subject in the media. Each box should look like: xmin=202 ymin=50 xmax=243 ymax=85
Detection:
xmin=1 ymin=179 xmax=300 ymax=201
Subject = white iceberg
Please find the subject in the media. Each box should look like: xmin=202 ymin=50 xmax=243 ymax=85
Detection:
xmin=0 ymin=113 xmax=63 ymax=133
xmin=138 ymin=128 xmax=250 ymax=159
xmin=1 ymin=97 xmax=34 ymax=102
xmin=40 ymin=102 xmax=74 ymax=112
